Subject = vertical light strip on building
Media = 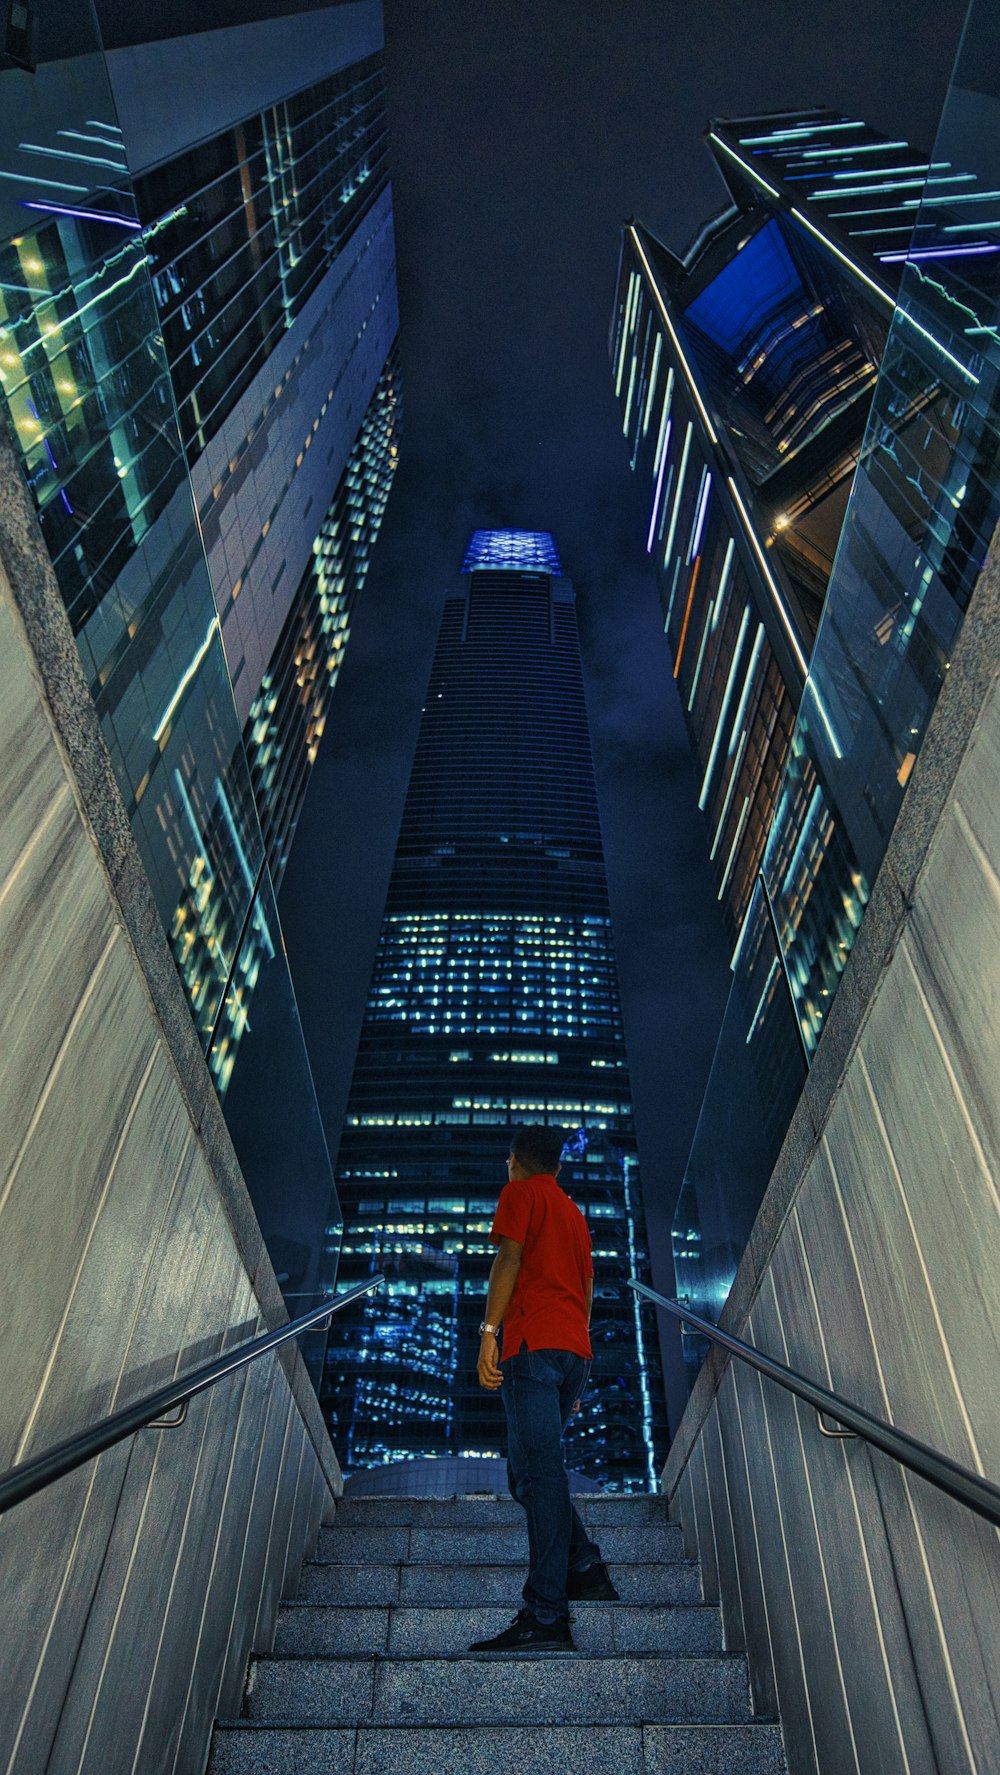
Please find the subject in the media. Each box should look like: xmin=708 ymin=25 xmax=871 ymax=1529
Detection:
xmin=718 ymin=794 xmax=751 ymax=899
xmin=710 ymin=729 xmax=748 ymax=860
xmin=646 ymin=417 xmax=672 ymax=551
xmin=628 ymin=225 xmax=719 ymax=445
xmin=673 ymin=556 xmax=701 ymax=679
xmin=687 ymin=469 xmax=712 ymax=562
xmin=726 ymin=622 xmax=765 ymax=755
xmin=687 ymin=599 xmax=715 ymax=712
xmin=712 ymin=537 xmax=735 ymax=631
xmin=641 ymin=333 xmax=662 ymax=436
xmin=663 ymin=421 xmax=693 ymax=571
xmin=698 ymin=604 xmax=750 ymax=809
xmin=652 ymin=366 xmax=674 ymax=475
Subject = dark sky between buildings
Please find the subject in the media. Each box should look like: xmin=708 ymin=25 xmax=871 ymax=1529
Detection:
xmin=270 ymin=0 xmax=969 ymax=1288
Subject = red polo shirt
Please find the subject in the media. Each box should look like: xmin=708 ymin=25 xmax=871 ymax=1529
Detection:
xmin=490 ymin=1172 xmax=593 ymax=1361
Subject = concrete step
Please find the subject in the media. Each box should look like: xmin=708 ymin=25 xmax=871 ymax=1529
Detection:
xmin=274 ymin=1600 xmax=723 ymax=1657
xmin=332 ymin=1493 xmax=669 ymax=1528
xmin=243 ymin=1652 xmax=754 ymax=1726
xmin=210 ymin=1721 xmax=786 ymax=1774
xmin=299 ymin=1558 xmax=702 ymax=1607
xmin=315 ymin=1521 xmax=684 ymax=1566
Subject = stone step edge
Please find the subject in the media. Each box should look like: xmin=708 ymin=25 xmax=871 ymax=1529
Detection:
xmin=249 ymin=1650 xmax=745 ymax=1668
xmin=305 ymin=1557 xmax=697 ymax=1571
xmin=277 ymin=1604 xmax=717 ymax=1618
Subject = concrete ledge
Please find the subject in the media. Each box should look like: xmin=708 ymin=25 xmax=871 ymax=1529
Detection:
xmin=0 ymin=414 xmax=340 ymax=1497
xmin=663 ymin=517 xmax=1000 ymax=1498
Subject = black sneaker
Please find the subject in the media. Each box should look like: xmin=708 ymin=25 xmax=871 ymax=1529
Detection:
xmin=566 ymin=1560 xmax=620 ymax=1602
xmin=468 ymin=1608 xmax=575 ymax=1654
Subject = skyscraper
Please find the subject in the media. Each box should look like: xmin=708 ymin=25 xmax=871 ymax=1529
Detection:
xmin=323 ymin=530 xmax=666 ymax=1490
xmin=612 ymin=104 xmax=1000 ymax=1379
xmin=0 ymin=3 xmax=400 ymax=1334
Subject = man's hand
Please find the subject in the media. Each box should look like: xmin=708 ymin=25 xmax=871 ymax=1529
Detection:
xmin=477 ymin=1331 xmax=503 ymax=1390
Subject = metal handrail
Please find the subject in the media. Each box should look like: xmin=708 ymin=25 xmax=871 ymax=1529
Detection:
xmin=629 ymin=1279 xmax=1000 ymax=1530
xmin=0 ymin=1275 xmax=385 ymax=1517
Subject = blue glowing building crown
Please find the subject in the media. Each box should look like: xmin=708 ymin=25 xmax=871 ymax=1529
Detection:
xmin=461 ymin=529 xmax=562 ymax=575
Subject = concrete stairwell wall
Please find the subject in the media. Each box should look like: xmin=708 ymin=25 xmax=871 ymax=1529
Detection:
xmin=664 ymin=528 xmax=1000 ymax=1775
xmin=0 ymin=446 xmax=341 ymax=1771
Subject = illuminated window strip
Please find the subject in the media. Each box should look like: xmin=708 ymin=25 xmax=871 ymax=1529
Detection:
xmin=657 ymin=461 xmax=675 ymax=546
xmin=663 ymin=421 xmax=692 ymax=571
xmin=698 ymin=604 xmax=749 ymax=810
xmin=738 ymin=121 xmax=864 ymax=146
xmin=646 ymin=417 xmax=671 ymax=552
xmin=708 ymin=133 xmax=780 ymax=200
xmin=790 ymin=207 xmax=980 ymax=386
xmin=727 ymin=622 xmax=765 ymax=754
xmin=622 ymin=351 xmax=638 ymax=435
xmin=673 ymin=555 xmax=702 ymax=679
xmin=642 ymin=333 xmax=662 ymax=436
xmin=710 ymin=730 xmax=748 ymax=860
xmin=687 ymin=598 xmax=715 ymax=712
xmin=811 ymin=172 xmax=971 ymax=199
xmin=652 ymin=366 xmax=675 ymax=475
xmin=688 ymin=470 xmax=712 ymax=562
xmin=718 ymin=795 xmax=751 ymax=900
xmin=745 ymin=956 xmax=780 ymax=1042
xmin=629 ymin=227 xmax=718 ymax=444
xmin=154 ymin=616 xmax=220 ymax=742
xmin=663 ymin=555 xmax=683 ymax=631
xmin=725 ymin=476 xmax=808 ymax=677
xmin=712 ymin=538 xmax=735 ymax=631
xmin=795 ymin=139 xmax=909 ymax=160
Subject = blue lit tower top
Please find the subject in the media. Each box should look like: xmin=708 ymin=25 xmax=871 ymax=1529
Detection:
xmin=461 ymin=529 xmax=563 ymax=575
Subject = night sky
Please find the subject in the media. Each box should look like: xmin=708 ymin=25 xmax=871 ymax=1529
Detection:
xmin=190 ymin=0 xmax=968 ymax=1312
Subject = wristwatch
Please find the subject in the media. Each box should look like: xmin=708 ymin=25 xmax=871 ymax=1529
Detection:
xmin=478 ymin=1321 xmax=499 ymax=1337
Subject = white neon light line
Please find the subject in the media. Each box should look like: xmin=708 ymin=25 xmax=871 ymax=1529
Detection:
xmin=642 ymin=333 xmax=662 ymax=436
xmin=790 ymin=206 xmax=980 ymax=386
xmin=646 ymin=418 xmax=671 ymax=551
xmin=712 ymin=538 xmax=735 ymax=630
xmin=709 ymin=133 xmax=780 ymax=199
xmin=746 ymin=956 xmax=780 ymax=1040
xmin=57 ymin=129 xmax=128 ymax=156
xmin=699 ymin=604 xmax=749 ymax=809
xmin=657 ymin=460 xmax=674 ymax=545
xmin=687 ymin=600 xmax=714 ymax=711
xmin=629 ymin=227 xmax=718 ymax=444
xmin=622 ymin=352 xmax=638 ymax=434
xmin=729 ymin=886 xmax=756 ymax=973
xmin=829 ymin=159 xmax=939 ymax=180
xmin=663 ymin=556 xmax=683 ymax=632
xmin=153 ymin=617 xmax=220 ymax=742
xmin=688 ymin=470 xmax=712 ymax=561
xmin=739 ymin=121 xmax=865 ymax=145
xmin=719 ymin=795 xmax=751 ymax=900
xmin=711 ymin=730 xmax=748 ymax=860
xmin=805 ymin=677 xmax=845 ymax=760
xmin=663 ymin=422 xmax=692 ymax=569
xmin=725 ymin=475 xmax=808 ymax=677
xmin=0 ymin=168 xmax=88 ymax=191
xmin=18 ymin=141 xmax=127 ymax=172
xmin=797 ymin=139 xmax=909 ymax=160
xmin=813 ymin=172 xmax=972 ymax=199
xmin=653 ymin=367 xmax=674 ymax=474
xmin=727 ymin=622 xmax=765 ymax=753
xmin=86 ymin=120 xmax=123 ymax=134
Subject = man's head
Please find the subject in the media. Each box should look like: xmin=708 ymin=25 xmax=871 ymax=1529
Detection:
xmin=507 ymin=1124 xmax=566 ymax=1180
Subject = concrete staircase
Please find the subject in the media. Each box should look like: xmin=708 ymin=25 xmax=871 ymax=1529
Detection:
xmin=209 ymin=1492 xmax=785 ymax=1773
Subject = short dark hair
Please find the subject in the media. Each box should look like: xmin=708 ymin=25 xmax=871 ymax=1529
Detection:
xmin=510 ymin=1124 xmax=566 ymax=1175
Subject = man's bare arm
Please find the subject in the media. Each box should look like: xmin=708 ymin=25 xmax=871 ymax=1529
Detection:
xmin=477 ymin=1236 xmax=522 ymax=1390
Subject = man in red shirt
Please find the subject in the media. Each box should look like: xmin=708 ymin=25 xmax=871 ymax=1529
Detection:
xmin=470 ymin=1125 xmax=619 ymax=1654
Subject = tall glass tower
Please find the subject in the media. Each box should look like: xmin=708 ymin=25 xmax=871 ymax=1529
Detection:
xmin=323 ymin=530 xmax=666 ymax=1490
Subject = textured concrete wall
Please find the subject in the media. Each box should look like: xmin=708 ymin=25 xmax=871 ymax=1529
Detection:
xmin=665 ymin=539 xmax=1000 ymax=1775
xmin=0 ymin=488 xmax=339 ymax=1770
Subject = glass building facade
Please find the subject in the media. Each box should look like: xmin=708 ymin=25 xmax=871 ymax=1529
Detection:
xmin=323 ymin=533 xmax=666 ymax=1489
xmin=0 ymin=3 xmax=400 ymax=1378
xmin=614 ymin=67 xmax=1000 ymax=1380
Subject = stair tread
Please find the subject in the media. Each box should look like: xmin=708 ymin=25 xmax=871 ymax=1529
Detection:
xmin=210 ymin=1722 xmax=786 ymax=1775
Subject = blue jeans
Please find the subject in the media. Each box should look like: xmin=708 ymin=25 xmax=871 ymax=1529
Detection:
xmin=502 ymin=1344 xmax=602 ymax=1620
